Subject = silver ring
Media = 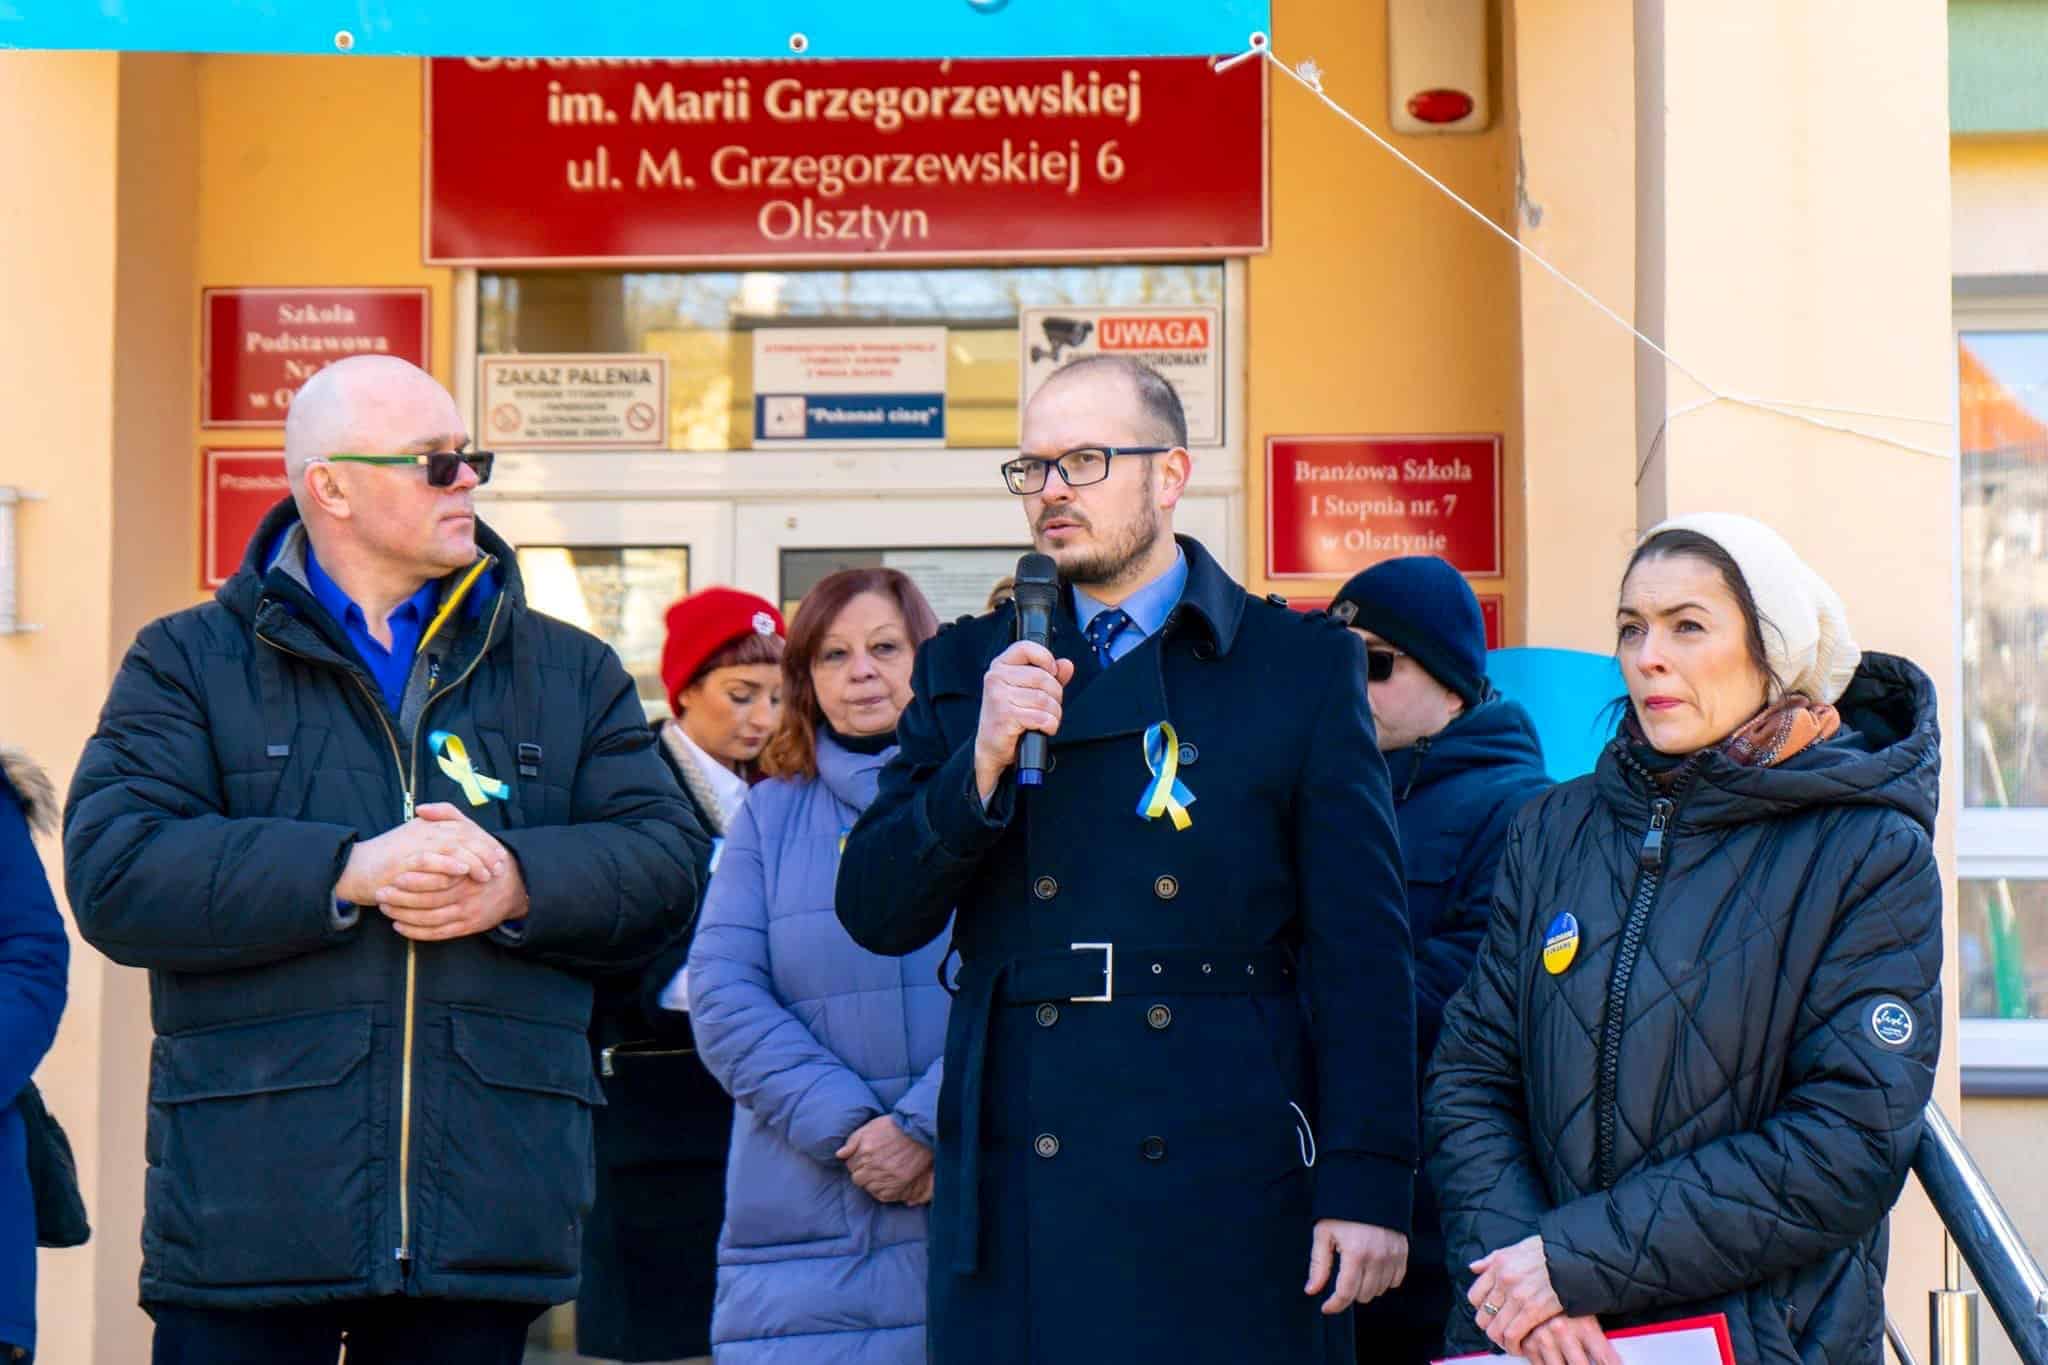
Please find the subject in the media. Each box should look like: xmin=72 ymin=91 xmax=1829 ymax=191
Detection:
xmin=1481 ymin=1301 xmax=1503 ymax=1317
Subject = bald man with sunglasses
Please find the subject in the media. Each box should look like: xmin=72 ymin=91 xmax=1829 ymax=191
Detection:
xmin=65 ymin=355 xmax=706 ymax=1365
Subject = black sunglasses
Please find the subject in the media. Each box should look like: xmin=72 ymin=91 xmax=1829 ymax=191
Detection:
xmin=324 ymin=450 xmax=495 ymax=488
xmin=1366 ymin=648 xmax=1404 ymax=683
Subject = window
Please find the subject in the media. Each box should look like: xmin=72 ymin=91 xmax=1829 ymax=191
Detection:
xmin=1955 ymin=305 xmax=2048 ymax=1087
xmin=478 ymin=263 xmax=1226 ymax=452
xmin=779 ymin=546 xmax=1023 ymax=623
xmin=514 ymin=545 xmax=690 ymax=716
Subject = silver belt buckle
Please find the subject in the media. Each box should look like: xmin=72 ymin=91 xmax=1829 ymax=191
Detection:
xmin=1069 ymin=942 xmax=1113 ymax=1003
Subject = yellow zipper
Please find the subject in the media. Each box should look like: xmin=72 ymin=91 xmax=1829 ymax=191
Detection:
xmin=257 ymin=553 xmax=499 ymax=1273
xmin=390 ymin=564 xmax=503 ymax=1267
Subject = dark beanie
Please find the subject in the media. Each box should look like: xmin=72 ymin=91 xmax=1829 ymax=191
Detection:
xmin=1329 ymin=556 xmax=1488 ymax=707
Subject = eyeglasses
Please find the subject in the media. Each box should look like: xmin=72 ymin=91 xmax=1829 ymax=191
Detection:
xmin=1000 ymin=446 xmax=1174 ymax=496
xmin=322 ymin=451 xmax=495 ymax=488
xmin=1366 ymin=648 xmax=1406 ymax=683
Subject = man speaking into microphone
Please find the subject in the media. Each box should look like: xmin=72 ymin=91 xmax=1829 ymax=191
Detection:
xmin=836 ymin=356 xmax=1416 ymax=1364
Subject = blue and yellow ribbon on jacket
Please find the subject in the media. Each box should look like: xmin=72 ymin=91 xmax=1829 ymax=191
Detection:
xmin=429 ymin=730 xmax=511 ymax=807
xmin=1136 ymin=722 xmax=1195 ymax=831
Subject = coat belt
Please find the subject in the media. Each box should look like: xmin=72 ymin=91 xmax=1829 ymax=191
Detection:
xmin=947 ymin=943 xmax=1295 ymax=1275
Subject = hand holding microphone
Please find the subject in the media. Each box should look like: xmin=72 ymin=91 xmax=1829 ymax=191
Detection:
xmin=971 ymin=553 xmax=1074 ymax=804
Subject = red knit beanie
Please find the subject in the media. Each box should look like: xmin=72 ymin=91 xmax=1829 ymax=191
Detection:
xmin=661 ymin=588 xmax=786 ymax=716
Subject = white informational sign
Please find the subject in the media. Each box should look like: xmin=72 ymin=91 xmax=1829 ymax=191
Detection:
xmin=881 ymin=549 xmax=1025 ymax=621
xmin=1019 ymin=305 xmax=1222 ymax=446
xmin=478 ymin=353 xmax=669 ymax=450
xmin=752 ymin=326 xmax=948 ymax=448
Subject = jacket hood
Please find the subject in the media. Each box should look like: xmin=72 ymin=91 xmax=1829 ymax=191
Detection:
xmin=1387 ymin=695 xmax=1547 ymax=802
xmin=816 ymin=732 xmax=897 ymax=813
xmin=0 ymin=747 xmax=56 ymax=837
xmin=217 ymin=496 xmax=522 ymax=626
xmin=1598 ymin=651 xmax=1940 ymax=835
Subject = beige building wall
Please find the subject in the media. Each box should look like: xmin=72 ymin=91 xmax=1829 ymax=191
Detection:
xmin=1246 ymin=0 xmax=1524 ymax=622
xmin=1 ymin=49 xmax=131 ymax=1365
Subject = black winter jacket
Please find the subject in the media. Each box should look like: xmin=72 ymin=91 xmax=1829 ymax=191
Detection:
xmin=1384 ymin=696 xmax=1550 ymax=1270
xmin=64 ymin=501 xmax=705 ymax=1310
xmin=1427 ymin=654 xmax=1942 ymax=1364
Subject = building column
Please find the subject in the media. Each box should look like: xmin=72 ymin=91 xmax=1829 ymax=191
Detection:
xmin=1509 ymin=0 xmax=1642 ymax=651
xmin=0 ymin=50 xmax=199 ymax=1364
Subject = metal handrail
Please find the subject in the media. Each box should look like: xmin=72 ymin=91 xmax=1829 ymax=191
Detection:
xmin=1915 ymin=1101 xmax=2048 ymax=1364
xmin=1890 ymin=1314 xmax=1924 ymax=1365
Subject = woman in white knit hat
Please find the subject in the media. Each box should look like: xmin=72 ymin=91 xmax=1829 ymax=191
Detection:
xmin=1424 ymin=514 xmax=1942 ymax=1365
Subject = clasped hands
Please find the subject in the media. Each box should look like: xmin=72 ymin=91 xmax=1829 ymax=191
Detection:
xmin=1466 ymin=1235 xmax=1619 ymax=1365
xmin=836 ymin=1116 xmax=934 ymax=1206
xmin=334 ymin=802 xmax=528 ymax=942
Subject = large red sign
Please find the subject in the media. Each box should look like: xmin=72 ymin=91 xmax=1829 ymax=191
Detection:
xmin=202 ymin=450 xmax=288 ymax=589
xmin=425 ymin=57 xmax=1267 ymax=265
xmin=203 ymin=288 xmax=430 ymax=427
xmin=1266 ymin=435 xmax=1503 ymax=579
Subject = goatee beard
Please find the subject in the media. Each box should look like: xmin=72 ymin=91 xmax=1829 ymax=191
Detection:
xmin=1053 ymin=510 xmax=1162 ymax=589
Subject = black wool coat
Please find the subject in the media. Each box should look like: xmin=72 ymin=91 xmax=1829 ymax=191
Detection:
xmin=1427 ymin=655 xmax=1943 ymax=1364
xmin=576 ymin=746 xmax=732 ymax=1362
xmin=836 ymin=536 xmax=1417 ymax=1365
xmin=64 ymin=501 xmax=706 ymax=1311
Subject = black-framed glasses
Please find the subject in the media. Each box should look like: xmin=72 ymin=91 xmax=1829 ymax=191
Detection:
xmin=1000 ymin=445 xmax=1173 ymax=496
xmin=1366 ymin=648 xmax=1406 ymax=683
xmin=323 ymin=450 xmax=495 ymax=488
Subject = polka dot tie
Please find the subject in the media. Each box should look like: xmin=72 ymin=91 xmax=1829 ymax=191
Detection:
xmin=1084 ymin=608 xmax=1133 ymax=667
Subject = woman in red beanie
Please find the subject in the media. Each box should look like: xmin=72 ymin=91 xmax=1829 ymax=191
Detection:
xmin=578 ymin=588 xmax=785 ymax=1364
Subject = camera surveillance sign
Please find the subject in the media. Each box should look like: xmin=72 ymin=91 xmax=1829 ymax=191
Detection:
xmin=1019 ymin=306 xmax=1221 ymax=446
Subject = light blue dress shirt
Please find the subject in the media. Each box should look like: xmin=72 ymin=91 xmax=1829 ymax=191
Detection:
xmin=1072 ymin=548 xmax=1188 ymax=665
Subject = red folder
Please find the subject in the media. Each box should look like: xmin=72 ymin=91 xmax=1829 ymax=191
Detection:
xmin=1433 ymin=1312 xmax=1736 ymax=1365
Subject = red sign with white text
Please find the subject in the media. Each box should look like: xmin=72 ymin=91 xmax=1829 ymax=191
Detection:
xmin=203 ymin=450 xmax=288 ymax=589
xmin=1288 ymin=593 xmax=1505 ymax=649
xmin=203 ymin=288 xmax=430 ymax=427
xmin=1266 ymin=435 xmax=1503 ymax=579
xmin=424 ymin=57 xmax=1267 ymax=265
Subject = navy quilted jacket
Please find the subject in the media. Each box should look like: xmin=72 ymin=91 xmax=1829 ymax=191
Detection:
xmin=1427 ymin=654 xmax=1942 ymax=1365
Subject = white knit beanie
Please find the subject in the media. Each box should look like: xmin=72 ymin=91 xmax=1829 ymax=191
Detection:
xmin=1639 ymin=513 xmax=1862 ymax=705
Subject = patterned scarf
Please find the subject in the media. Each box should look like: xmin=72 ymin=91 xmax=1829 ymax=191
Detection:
xmin=660 ymin=719 xmax=739 ymax=836
xmin=1623 ymin=695 xmax=1841 ymax=787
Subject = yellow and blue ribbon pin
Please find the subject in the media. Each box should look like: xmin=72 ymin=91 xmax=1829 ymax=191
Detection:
xmin=429 ymin=730 xmax=511 ymax=807
xmin=1542 ymin=911 xmax=1580 ymax=975
xmin=1136 ymin=722 xmax=1195 ymax=831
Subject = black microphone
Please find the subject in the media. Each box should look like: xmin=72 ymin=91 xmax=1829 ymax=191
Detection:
xmin=1011 ymin=552 xmax=1060 ymax=787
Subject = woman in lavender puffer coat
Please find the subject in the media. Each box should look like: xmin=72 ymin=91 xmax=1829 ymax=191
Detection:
xmin=688 ymin=569 xmax=949 ymax=1365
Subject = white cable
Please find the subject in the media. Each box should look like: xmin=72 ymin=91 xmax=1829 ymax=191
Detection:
xmin=1289 ymin=1101 xmax=1317 ymax=1168
xmin=1235 ymin=44 xmax=1956 ymax=462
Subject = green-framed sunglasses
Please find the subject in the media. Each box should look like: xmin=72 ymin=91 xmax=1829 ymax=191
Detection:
xmin=322 ymin=450 xmax=495 ymax=488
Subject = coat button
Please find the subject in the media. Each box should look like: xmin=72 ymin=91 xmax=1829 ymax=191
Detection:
xmin=1036 ymin=1003 xmax=1060 ymax=1028
xmin=1035 ymin=1134 xmax=1060 ymax=1159
xmin=1140 ymin=1136 xmax=1167 ymax=1161
xmin=1177 ymin=742 xmax=1199 ymax=766
xmin=1033 ymin=876 xmax=1058 ymax=901
xmin=1146 ymin=1005 xmax=1172 ymax=1030
xmin=1192 ymin=642 xmax=1217 ymax=661
xmin=1154 ymin=875 xmax=1180 ymax=900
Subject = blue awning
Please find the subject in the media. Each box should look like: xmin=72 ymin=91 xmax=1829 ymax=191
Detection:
xmin=0 ymin=1 xmax=1271 ymax=59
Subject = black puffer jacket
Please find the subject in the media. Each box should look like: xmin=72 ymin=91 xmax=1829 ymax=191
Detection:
xmin=64 ymin=500 xmax=705 ymax=1310
xmin=1427 ymin=654 xmax=1941 ymax=1364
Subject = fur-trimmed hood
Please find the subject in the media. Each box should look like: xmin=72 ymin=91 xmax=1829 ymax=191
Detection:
xmin=0 ymin=748 xmax=57 ymax=837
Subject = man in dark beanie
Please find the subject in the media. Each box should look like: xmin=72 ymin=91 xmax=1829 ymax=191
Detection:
xmin=1329 ymin=556 xmax=1552 ymax=1364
